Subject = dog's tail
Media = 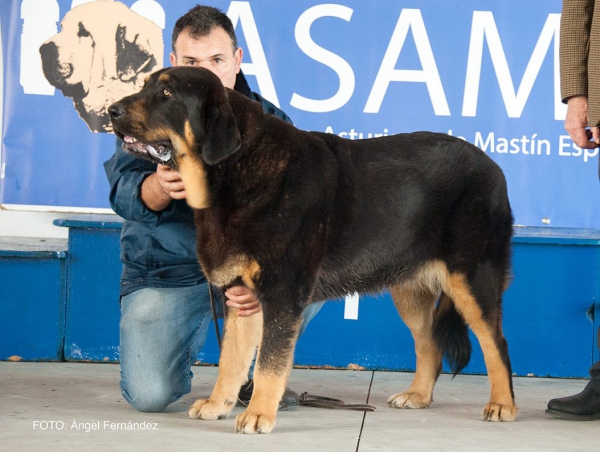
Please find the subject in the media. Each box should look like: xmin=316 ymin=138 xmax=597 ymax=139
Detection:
xmin=432 ymin=293 xmax=471 ymax=376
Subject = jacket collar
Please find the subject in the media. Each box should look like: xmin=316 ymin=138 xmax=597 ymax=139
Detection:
xmin=234 ymin=70 xmax=253 ymax=99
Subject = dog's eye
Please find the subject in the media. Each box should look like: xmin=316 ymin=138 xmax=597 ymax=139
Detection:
xmin=77 ymin=22 xmax=90 ymax=38
xmin=163 ymin=89 xmax=172 ymax=97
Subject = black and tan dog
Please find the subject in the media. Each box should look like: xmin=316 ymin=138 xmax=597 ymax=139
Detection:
xmin=109 ymin=66 xmax=517 ymax=433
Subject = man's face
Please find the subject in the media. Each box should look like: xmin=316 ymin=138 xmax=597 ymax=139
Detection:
xmin=170 ymin=27 xmax=242 ymax=89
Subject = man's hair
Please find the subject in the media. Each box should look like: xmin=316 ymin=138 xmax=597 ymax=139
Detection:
xmin=172 ymin=5 xmax=238 ymax=53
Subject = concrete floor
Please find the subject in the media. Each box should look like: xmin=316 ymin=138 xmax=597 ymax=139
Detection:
xmin=1 ymin=362 xmax=598 ymax=451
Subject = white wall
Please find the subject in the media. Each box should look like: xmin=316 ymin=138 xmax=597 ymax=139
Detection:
xmin=0 ymin=11 xmax=85 ymax=239
xmin=0 ymin=210 xmax=72 ymax=238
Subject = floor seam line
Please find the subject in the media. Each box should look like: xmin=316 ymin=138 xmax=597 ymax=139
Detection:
xmin=356 ymin=370 xmax=375 ymax=452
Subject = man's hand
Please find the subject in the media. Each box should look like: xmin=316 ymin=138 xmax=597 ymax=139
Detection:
xmin=141 ymin=164 xmax=186 ymax=211
xmin=156 ymin=164 xmax=187 ymax=199
xmin=565 ymin=96 xmax=600 ymax=149
xmin=225 ymin=285 xmax=261 ymax=317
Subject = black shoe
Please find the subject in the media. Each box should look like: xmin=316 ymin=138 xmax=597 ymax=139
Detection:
xmin=546 ymin=388 xmax=600 ymax=421
xmin=237 ymin=379 xmax=299 ymax=411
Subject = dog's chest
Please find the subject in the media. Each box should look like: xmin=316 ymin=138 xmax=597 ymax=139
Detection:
xmin=194 ymin=210 xmax=262 ymax=289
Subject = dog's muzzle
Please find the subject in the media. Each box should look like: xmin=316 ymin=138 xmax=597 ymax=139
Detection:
xmin=121 ymin=136 xmax=173 ymax=164
xmin=108 ymin=102 xmax=175 ymax=167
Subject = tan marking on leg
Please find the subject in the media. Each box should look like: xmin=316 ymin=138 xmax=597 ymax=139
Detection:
xmin=235 ymin=373 xmax=286 ymax=434
xmin=444 ymin=272 xmax=517 ymax=421
xmin=235 ymin=317 xmax=301 ymax=434
xmin=388 ymin=261 xmax=446 ymax=409
xmin=240 ymin=260 xmax=260 ymax=290
xmin=188 ymin=308 xmax=262 ymax=421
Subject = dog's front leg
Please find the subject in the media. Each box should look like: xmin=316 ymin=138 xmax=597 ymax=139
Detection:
xmin=235 ymin=303 xmax=303 ymax=434
xmin=188 ymin=306 xmax=262 ymax=421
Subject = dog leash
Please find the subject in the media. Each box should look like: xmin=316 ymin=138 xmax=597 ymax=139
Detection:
xmin=236 ymin=391 xmax=376 ymax=411
xmin=207 ymin=284 xmax=376 ymax=412
xmin=208 ymin=283 xmax=222 ymax=349
xmin=299 ymin=392 xmax=376 ymax=411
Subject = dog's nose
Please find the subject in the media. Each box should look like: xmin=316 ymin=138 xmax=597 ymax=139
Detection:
xmin=39 ymin=42 xmax=58 ymax=69
xmin=108 ymin=103 xmax=126 ymax=119
xmin=39 ymin=41 xmax=73 ymax=83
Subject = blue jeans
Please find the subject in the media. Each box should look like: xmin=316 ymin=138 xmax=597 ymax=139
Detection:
xmin=119 ymin=283 xmax=324 ymax=412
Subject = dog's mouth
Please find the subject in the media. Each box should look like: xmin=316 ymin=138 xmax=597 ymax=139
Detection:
xmin=120 ymin=134 xmax=175 ymax=167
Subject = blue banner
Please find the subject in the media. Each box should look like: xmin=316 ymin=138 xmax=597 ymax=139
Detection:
xmin=1 ymin=0 xmax=596 ymax=227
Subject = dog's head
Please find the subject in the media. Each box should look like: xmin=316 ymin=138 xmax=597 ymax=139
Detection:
xmin=39 ymin=1 xmax=163 ymax=133
xmin=109 ymin=67 xmax=242 ymax=206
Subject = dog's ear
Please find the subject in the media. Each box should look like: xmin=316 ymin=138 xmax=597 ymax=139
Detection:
xmin=201 ymin=94 xmax=241 ymax=165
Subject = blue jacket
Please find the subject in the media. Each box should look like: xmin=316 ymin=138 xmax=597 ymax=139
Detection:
xmin=104 ymin=73 xmax=292 ymax=296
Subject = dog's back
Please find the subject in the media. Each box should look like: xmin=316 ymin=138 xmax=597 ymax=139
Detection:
xmin=307 ymin=131 xmax=512 ymax=303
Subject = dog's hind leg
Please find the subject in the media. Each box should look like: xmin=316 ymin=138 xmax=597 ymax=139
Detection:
xmin=444 ymin=270 xmax=517 ymax=421
xmin=388 ymin=279 xmax=442 ymax=409
xmin=235 ymin=302 xmax=303 ymax=434
xmin=188 ymin=306 xmax=262 ymax=421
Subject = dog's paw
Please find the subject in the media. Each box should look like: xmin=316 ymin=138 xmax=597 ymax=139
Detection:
xmin=188 ymin=398 xmax=233 ymax=420
xmin=387 ymin=392 xmax=431 ymax=409
xmin=234 ymin=410 xmax=276 ymax=434
xmin=482 ymin=403 xmax=518 ymax=422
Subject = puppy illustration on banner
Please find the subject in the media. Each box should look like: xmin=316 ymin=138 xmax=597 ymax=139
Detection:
xmin=38 ymin=0 xmax=164 ymax=133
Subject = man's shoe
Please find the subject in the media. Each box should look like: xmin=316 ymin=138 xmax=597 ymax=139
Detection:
xmin=546 ymin=388 xmax=600 ymax=421
xmin=237 ymin=380 xmax=299 ymax=411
